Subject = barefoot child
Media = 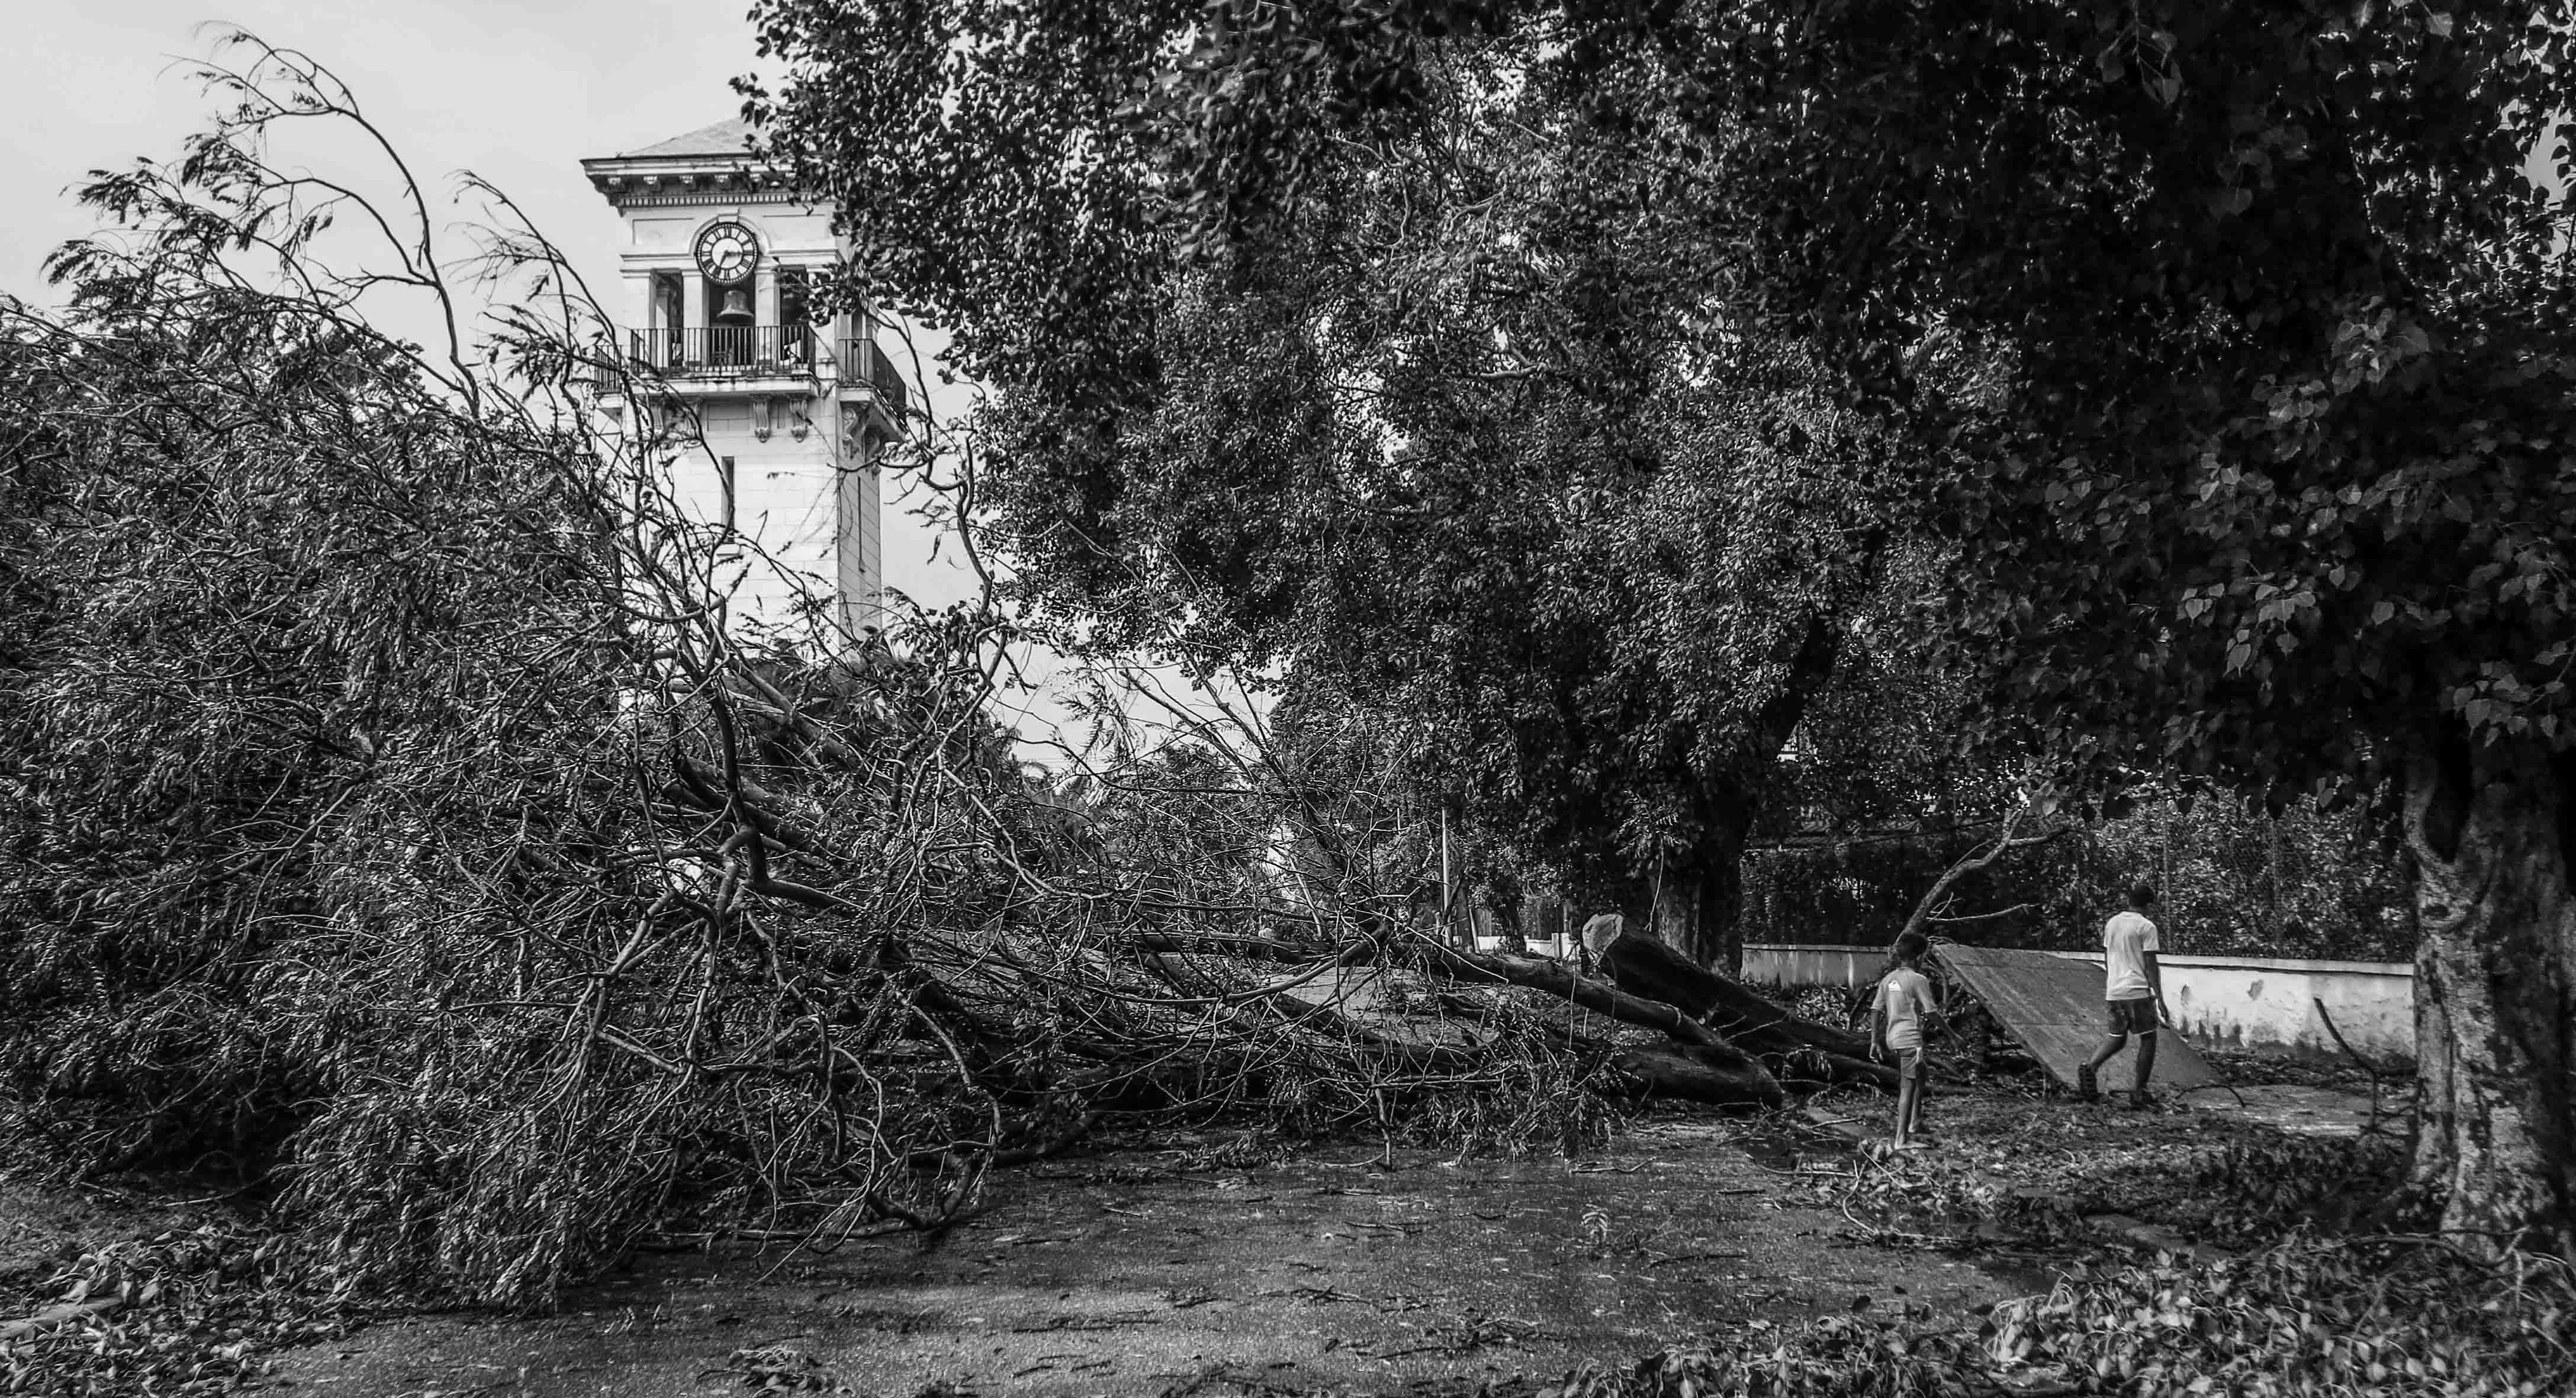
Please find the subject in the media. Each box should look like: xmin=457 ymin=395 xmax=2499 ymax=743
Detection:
xmin=1869 ymin=931 xmax=1940 ymax=1150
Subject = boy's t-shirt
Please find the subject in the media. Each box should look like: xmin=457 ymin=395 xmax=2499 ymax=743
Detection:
xmin=1874 ymin=968 xmax=1935 ymax=1052
xmin=2102 ymin=910 xmax=2160 ymax=1001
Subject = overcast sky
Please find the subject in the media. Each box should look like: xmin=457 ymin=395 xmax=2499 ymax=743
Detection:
xmin=0 ymin=2 xmax=990 ymax=616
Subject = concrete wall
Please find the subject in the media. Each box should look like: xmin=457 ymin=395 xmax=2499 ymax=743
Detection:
xmin=1741 ymin=943 xmax=2414 ymax=1062
xmin=1476 ymin=933 xmax=1576 ymax=960
xmin=2044 ymin=950 xmax=2415 ymax=1063
xmin=1739 ymin=944 xmax=1884 ymax=990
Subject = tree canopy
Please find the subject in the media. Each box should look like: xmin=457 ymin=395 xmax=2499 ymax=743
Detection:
xmin=750 ymin=3 xmax=1934 ymax=966
xmin=750 ymin=0 xmax=2576 ymax=1248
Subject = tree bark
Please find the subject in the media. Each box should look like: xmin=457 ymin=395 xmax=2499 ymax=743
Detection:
xmin=1660 ymin=612 xmax=1843 ymax=975
xmin=2402 ymin=731 xmax=2576 ymax=1255
xmin=1651 ymin=827 xmax=1749 ymax=979
xmin=1610 ymin=1042 xmax=1786 ymax=1108
xmin=1422 ymin=946 xmax=1741 ymax=1054
xmin=1490 ymin=897 xmax=1529 ymax=955
xmin=1595 ymin=931 xmax=1896 ymax=1090
xmin=1116 ymin=922 xmax=1869 ymax=1108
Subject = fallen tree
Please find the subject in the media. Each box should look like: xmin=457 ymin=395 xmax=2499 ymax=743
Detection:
xmin=0 ymin=38 xmax=1870 ymax=1313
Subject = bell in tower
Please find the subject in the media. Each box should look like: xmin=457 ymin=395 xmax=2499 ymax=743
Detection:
xmin=714 ymin=286 xmax=755 ymax=325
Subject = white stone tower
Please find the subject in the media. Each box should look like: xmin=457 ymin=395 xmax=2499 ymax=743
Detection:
xmin=582 ymin=119 xmax=906 ymax=641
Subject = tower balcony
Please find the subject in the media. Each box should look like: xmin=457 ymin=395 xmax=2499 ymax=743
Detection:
xmin=834 ymin=338 xmax=911 ymax=423
xmin=628 ymin=325 xmax=817 ymax=381
xmin=592 ymin=327 xmax=910 ymax=430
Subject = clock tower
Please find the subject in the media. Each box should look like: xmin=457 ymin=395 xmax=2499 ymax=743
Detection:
xmin=581 ymin=119 xmax=906 ymax=642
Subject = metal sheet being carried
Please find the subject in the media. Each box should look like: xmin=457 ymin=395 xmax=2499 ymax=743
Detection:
xmin=1933 ymin=944 xmax=2222 ymax=1095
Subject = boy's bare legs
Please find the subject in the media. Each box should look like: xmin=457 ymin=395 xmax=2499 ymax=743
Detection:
xmin=2131 ymin=1027 xmax=2159 ymax=1105
xmin=1893 ymin=1066 xmax=1919 ymax=1149
xmin=2077 ymin=1031 xmax=2160 ymax=1105
xmin=2078 ymin=1034 xmax=2124 ymax=1101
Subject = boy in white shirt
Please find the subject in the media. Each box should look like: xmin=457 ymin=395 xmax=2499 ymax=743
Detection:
xmin=2078 ymin=883 xmax=2172 ymax=1107
xmin=1868 ymin=931 xmax=1941 ymax=1150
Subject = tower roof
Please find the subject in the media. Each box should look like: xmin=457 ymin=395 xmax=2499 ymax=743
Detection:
xmin=617 ymin=117 xmax=758 ymax=160
xmin=582 ymin=118 xmax=799 ymax=209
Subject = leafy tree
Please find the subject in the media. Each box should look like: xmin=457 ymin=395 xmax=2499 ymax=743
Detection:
xmin=1087 ymin=0 xmax=2576 ymax=1248
xmin=748 ymin=6 xmax=1914 ymax=970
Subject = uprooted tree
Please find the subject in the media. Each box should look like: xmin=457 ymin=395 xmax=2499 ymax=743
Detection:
xmin=859 ymin=0 xmax=2576 ymax=1251
xmin=0 ymin=36 xmax=1883 ymax=1309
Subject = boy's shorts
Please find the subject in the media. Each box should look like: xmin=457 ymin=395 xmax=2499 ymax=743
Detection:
xmin=2105 ymin=998 xmax=2157 ymax=1035
xmin=1895 ymin=1047 xmax=1923 ymax=1082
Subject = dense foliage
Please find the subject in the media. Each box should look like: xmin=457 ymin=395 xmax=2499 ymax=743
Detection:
xmin=0 ymin=41 xmax=1632 ymax=1310
xmin=748 ymin=3 xmax=1947 ymax=968
xmin=753 ymin=0 xmax=2576 ymax=1246
xmin=0 ymin=76 xmax=1012 ymax=1301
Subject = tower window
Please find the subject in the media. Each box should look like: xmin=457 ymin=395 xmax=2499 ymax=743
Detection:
xmin=719 ymin=455 xmax=737 ymax=530
xmin=650 ymin=273 xmax=684 ymax=365
xmin=779 ymin=266 xmax=813 ymax=364
xmin=779 ymin=266 xmax=812 ymax=326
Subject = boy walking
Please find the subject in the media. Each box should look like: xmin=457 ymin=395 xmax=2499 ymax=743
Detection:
xmin=2077 ymin=883 xmax=2171 ymax=1107
xmin=1869 ymin=931 xmax=1940 ymax=1150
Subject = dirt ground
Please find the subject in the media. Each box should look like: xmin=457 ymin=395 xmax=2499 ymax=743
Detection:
xmin=3 ymin=1072 xmax=2391 ymax=1398
xmin=253 ymin=1116 xmax=2041 ymax=1398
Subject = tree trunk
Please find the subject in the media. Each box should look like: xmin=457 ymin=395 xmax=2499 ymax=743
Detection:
xmin=2402 ymin=731 xmax=2576 ymax=1255
xmin=1652 ymin=828 xmax=1748 ymax=978
xmin=1610 ymin=1042 xmax=1786 ymax=1108
xmin=1596 ymin=930 xmax=1895 ymax=1090
xmin=1628 ymin=613 xmax=1841 ymax=976
xmin=1414 ymin=944 xmax=1791 ymax=1106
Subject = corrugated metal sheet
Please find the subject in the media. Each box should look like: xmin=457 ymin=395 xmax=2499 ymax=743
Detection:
xmin=1934 ymin=943 xmax=2221 ymax=1095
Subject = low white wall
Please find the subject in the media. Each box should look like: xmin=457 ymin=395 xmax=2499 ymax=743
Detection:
xmin=2044 ymin=950 xmax=2415 ymax=1063
xmin=1742 ymin=944 xmax=2415 ymax=1062
xmin=1475 ymin=934 xmax=1575 ymax=959
xmin=1740 ymin=944 xmax=1882 ymax=989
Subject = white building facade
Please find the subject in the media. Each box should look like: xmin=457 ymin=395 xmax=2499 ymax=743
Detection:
xmin=582 ymin=119 xmax=906 ymax=641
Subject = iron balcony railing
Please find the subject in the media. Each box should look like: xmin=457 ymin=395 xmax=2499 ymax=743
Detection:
xmin=837 ymin=339 xmax=909 ymax=420
xmin=598 ymin=329 xmax=909 ymax=422
xmin=624 ymin=326 xmax=818 ymax=378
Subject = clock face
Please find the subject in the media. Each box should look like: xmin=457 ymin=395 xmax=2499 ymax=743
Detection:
xmin=693 ymin=221 xmax=759 ymax=284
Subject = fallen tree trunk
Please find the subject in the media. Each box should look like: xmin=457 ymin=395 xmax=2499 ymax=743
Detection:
xmin=1095 ymin=919 xmax=1882 ymax=1109
xmin=1420 ymin=934 xmax=1895 ymax=1095
xmin=1595 ymin=931 xmax=1896 ymax=1091
xmin=1397 ymin=943 xmax=1808 ymax=1105
xmin=1419 ymin=946 xmax=1734 ymax=1050
xmin=1597 ymin=933 xmax=1867 ymax=1056
xmin=1610 ymin=1042 xmax=1789 ymax=1108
